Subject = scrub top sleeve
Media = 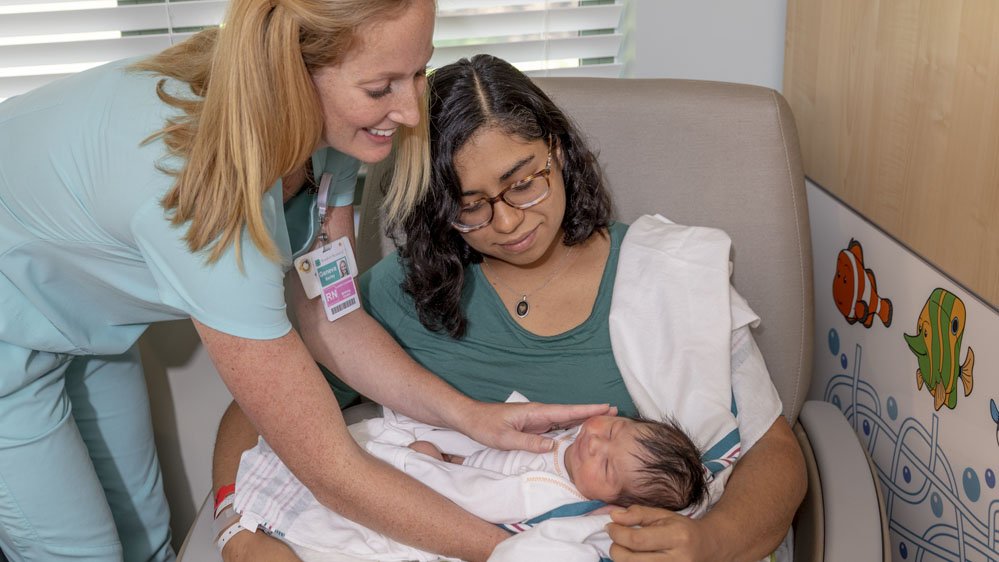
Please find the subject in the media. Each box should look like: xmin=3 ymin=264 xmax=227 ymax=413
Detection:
xmin=131 ymin=198 xmax=292 ymax=340
xmin=315 ymin=148 xmax=361 ymax=208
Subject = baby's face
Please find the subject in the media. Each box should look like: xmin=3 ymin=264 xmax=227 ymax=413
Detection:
xmin=564 ymin=416 xmax=646 ymax=503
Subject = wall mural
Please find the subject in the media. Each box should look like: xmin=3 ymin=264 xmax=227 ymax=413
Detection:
xmin=904 ymin=289 xmax=975 ymax=411
xmin=833 ymin=239 xmax=893 ymax=328
xmin=807 ymin=183 xmax=999 ymax=562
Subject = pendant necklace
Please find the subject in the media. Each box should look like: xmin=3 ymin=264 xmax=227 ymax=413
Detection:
xmin=481 ymin=246 xmax=574 ymax=318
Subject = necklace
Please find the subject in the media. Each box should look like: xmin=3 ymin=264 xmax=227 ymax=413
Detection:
xmin=481 ymin=246 xmax=574 ymax=318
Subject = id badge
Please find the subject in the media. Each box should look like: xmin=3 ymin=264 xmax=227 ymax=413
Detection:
xmin=293 ymin=236 xmax=361 ymax=321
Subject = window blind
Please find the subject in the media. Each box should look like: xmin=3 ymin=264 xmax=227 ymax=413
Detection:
xmin=0 ymin=0 xmax=224 ymax=101
xmin=0 ymin=0 xmax=621 ymax=102
xmin=433 ymin=1 xmax=623 ymax=77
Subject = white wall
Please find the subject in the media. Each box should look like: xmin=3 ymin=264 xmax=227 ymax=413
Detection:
xmin=142 ymin=322 xmax=231 ymax=551
xmin=621 ymin=0 xmax=787 ymax=91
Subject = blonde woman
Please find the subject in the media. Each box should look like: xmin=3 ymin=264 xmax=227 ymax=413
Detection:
xmin=0 ymin=1 xmax=609 ymax=560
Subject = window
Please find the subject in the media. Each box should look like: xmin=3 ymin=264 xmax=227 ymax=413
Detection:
xmin=433 ymin=1 xmax=623 ymax=77
xmin=0 ymin=0 xmax=622 ymax=102
xmin=0 ymin=0 xmax=225 ymax=101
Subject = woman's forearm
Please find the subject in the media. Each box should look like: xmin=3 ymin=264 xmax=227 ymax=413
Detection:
xmin=198 ymin=321 xmax=508 ymax=561
xmin=296 ymin=296 xmax=477 ymax=430
xmin=699 ymin=417 xmax=806 ymax=560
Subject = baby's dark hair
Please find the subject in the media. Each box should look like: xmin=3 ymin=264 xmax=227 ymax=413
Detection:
xmin=613 ymin=415 xmax=707 ymax=511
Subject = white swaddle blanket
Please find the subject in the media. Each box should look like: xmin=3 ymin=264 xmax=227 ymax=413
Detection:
xmin=235 ymin=398 xmax=613 ymax=562
xmin=611 ymin=214 xmax=761 ymax=476
xmin=234 ymin=214 xmax=779 ymax=562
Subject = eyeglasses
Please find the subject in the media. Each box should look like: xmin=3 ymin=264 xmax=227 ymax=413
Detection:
xmin=451 ymin=136 xmax=553 ymax=233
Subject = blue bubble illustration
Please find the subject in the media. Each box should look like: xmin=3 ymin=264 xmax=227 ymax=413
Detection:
xmin=819 ymin=338 xmax=999 ymax=561
xmin=931 ymin=492 xmax=943 ymax=517
xmin=963 ymin=469 xmax=981 ymax=502
xmin=828 ymin=328 xmax=840 ymax=356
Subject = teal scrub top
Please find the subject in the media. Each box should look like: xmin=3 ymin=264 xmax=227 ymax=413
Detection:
xmin=0 ymin=58 xmax=359 ymax=356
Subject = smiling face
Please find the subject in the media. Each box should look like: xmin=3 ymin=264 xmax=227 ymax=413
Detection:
xmin=311 ymin=0 xmax=435 ymax=163
xmin=563 ymin=416 xmax=648 ymax=504
xmin=453 ymin=128 xmax=567 ymax=266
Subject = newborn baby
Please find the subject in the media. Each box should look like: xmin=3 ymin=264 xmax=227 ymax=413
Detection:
xmin=410 ymin=414 xmax=707 ymax=511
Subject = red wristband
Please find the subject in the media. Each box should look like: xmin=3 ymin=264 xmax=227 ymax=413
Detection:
xmin=214 ymin=483 xmax=236 ymax=513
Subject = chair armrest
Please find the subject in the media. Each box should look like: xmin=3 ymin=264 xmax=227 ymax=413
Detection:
xmin=795 ymin=400 xmax=888 ymax=562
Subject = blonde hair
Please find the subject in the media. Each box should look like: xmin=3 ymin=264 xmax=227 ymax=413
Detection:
xmin=131 ymin=0 xmax=419 ymax=265
xmin=383 ymin=90 xmax=430 ymax=228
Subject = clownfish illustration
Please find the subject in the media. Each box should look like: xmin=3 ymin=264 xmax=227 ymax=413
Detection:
xmin=991 ymin=400 xmax=999 ymax=447
xmin=832 ymin=239 xmax=893 ymax=328
xmin=904 ymin=289 xmax=974 ymax=411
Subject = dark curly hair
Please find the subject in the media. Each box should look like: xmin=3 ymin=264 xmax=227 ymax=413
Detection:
xmin=390 ymin=54 xmax=613 ymax=337
xmin=613 ymin=415 xmax=708 ymax=512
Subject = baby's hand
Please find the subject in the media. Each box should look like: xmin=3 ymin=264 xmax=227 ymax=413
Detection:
xmin=407 ymin=441 xmax=465 ymax=464
xmin=408 ymin=440 xmax=445 ymax=460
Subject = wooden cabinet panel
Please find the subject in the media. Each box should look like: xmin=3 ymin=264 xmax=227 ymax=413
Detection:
xmin=785 ymin=0 xmax=999 ymax=306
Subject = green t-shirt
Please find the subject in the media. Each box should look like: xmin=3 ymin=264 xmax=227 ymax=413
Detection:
xmin=342 ymin=222 xmax=637 ymax=417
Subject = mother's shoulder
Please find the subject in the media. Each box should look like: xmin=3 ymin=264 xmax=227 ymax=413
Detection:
xmin=608 ymin=220 xmax=629 ymax=243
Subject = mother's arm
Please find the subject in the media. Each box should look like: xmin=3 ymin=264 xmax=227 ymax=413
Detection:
xmin=608 ymin=322 xmax=806 ymax=561
xmin=606 ymin=416 xmax=806 ymax=561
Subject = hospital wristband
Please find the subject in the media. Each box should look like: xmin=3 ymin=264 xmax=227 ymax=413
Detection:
xmin=212 ymin=505 xmax=249 ymax=554
xmin=214 ymin=483 xmax=236 ymax=515
xmin=214 ymin=493 xmax=234 ymax=519
xmin=216 ymin=519 xmax=248 ymax=554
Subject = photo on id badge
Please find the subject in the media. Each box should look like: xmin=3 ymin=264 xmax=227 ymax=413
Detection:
xmin=301 ymin=236 xmax=360 ymax=321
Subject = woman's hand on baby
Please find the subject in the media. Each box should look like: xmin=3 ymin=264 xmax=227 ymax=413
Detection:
xmin=606 ymin=505 xmax=722 ymax=562
xmin=460 ymin=401 xmax=616 ymax=453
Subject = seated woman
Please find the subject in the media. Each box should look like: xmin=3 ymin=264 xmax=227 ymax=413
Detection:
xmin=215 ymin=54 xmax=806 ymax=562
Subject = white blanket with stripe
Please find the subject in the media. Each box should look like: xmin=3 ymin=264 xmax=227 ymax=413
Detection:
xmin=234 ymin=401 xmax=614 ymax=562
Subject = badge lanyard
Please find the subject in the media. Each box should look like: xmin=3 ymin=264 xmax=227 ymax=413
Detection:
xmin=292 ymin=173 xmax=361 ymax=321
xmin=316 ymin=172 xmax=332 ymax=246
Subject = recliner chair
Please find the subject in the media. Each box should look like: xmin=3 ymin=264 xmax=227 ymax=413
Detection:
xmin=178 ymin=77 xmax=889 ymax=561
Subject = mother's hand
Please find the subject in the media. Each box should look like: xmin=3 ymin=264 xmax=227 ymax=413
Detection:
xmin=606 ymin=506 xmax=721 ymax=562
xmin=459 ymin=401 xmax=616 ymax=453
